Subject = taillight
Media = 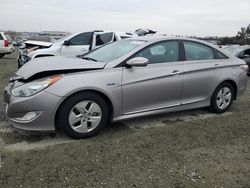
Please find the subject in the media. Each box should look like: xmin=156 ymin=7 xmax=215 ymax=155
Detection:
xmin=240 ymin=65 xmax=249 ymax=72
xmin=4 ymin=40 xmax=9 ymax=47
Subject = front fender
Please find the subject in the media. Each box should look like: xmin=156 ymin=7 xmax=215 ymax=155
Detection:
xmin=46 ymin=68 xmax=123 ymax=117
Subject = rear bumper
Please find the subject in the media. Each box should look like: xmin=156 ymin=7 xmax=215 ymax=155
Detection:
xmin=0 ymin=46 xmax=14 ymax=54
xmin=237 ymin=71 xmax=248 ymax=97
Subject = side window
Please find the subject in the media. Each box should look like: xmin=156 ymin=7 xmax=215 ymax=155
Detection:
xmin=215 ymin=50 xmax=228 ymax=59
xmin=69 ymin=32 xmax=92 ymax=45
xmin=120 ymin=36 xmax=131 ymax=39
xmin=96 ymin=32 xmax=114 ymax=46
xmin=134 ymin=41 xmax=179 ymax=64
xmin=0 ymin=34 xmax=3 ymax=40
xmin=184 ymin=42 xmax=214 ymax=61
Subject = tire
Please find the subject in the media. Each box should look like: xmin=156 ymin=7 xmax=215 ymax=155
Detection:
xmin=57 ymin=92 xmax=109 ymax=139
xmin=0 ymin=54 xmax=4 ymax=58
xmin=210 ymin=82 xmax=235 ymax=113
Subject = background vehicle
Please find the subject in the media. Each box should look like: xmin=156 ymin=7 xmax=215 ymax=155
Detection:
xmin=224 ymin=45 xmax=250 ymax=74
xmin=17 ymin=40 xmax=53 ymax=68
xmin=17 ymin=30 xmax=136 ymax=67
xmin=5 ymin=37 xmax=248 ymax=139
xmin=0 ymin=32 xmax=14 ymax=58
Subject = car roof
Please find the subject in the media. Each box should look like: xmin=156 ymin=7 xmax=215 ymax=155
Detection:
xmin=134 ymin=36 xmax=210 ymax=43
xmin=126 ymin=36 xmax=221 ymax=49
xmin=119 ymin=36 xmax=235 ymax=60
xmin=70 ymin=30 xmax=133 ymax=36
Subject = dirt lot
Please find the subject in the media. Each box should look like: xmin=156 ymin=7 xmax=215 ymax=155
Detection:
xmin=0 ymin=50 xmax=249 ymax=188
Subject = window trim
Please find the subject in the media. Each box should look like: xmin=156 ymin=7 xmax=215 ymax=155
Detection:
xmin=118 ymin=39 xmax=182 ymax=67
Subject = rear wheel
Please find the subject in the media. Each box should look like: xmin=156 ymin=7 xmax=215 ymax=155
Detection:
xmin=57 ymin=92 xmax=109 ymax=139
xmin=210 ymin=82 xmax=234 ymax=113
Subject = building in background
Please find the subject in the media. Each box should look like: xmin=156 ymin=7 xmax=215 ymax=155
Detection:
xmin=4 ymin=31 xmax=71 ymax=42
xmin=38 ymin=31 xmax=71 ymax=41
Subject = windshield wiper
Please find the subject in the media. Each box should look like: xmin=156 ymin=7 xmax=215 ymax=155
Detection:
xmin=82 ymin=56 xmax=97 ymax=62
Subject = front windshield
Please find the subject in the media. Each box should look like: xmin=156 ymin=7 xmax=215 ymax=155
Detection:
xmin=83 ymin=39 xmax=146 ymax=62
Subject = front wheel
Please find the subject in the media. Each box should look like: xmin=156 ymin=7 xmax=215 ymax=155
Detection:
xmin=57 ymin=92 xmax=109 ymax=139
xmin=210 ymin=83 xmax=234 ymax=113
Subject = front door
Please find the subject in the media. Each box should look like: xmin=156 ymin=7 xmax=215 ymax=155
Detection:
xmin=60 ymin=32 xmax=93 ymax=56
xmin=122 ymin=41 xmax=183 ymax=114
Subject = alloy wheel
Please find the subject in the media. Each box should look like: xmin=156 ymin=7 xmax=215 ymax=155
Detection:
xmin=68 ymin=101 xmax=102 ymax=133
xmin=216 ymin=87 xmax=232 ymax=110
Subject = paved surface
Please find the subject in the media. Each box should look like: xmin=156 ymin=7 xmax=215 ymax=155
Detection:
xmin=0 ymin=50 xmax=249 ymax=188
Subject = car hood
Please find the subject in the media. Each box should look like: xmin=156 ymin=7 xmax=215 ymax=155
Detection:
xmin=25 ymin=40 xmax=53 ymax=47
xmin=16 ymin=56 xmax=106 ymax=80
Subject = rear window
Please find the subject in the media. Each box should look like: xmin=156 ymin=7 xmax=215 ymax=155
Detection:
xmin=5 ymin=35 xmax=12 ymax=42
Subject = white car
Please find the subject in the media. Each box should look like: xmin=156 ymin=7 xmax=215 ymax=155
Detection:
xmin=0 ymin=32 xmax=14 ymax=58
xmin=18 ymin=31 xmax=136 ymax=67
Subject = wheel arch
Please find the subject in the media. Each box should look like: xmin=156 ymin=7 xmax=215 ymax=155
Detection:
xmin=54 ymin=89 xmax=114 ymax=130
xmin=215 ymin=80 xmax=238 ymax=100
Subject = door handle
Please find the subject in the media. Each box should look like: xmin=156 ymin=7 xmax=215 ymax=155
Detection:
xmin=214 ymin=64 xmax=219 ymax=67
xmin=171 ymin=70 xmax=182 ymax=75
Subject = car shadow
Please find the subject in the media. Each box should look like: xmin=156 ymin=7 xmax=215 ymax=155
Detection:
xmin=0 ymin=107 xmax=231 ymax=151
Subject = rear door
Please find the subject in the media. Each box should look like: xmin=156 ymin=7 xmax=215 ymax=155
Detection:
xmin=181 ymin=41 xmax=223 ymax=105
xmin=122 ymin=40 xmax=183 ymax=114
xmin=60 ymin=32 xmax=93 ymax=56
xmin=92 ymin=32 xmax=114 ymax=50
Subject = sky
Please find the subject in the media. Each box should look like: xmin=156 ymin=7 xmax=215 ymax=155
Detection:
xmin=0 ymin=0 xmax=249 ymax=37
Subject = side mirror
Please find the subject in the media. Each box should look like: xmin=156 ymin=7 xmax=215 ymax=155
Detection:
xmin=126 ymin=57 xmax=148 ymax=68
xmin=63 ymin=40 xmax=71 ymax=46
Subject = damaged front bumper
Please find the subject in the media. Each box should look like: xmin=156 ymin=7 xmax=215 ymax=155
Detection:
xmin=17 ymin=47 xmax=38 ymax=68
xmin=4 ymin=80 xmax=64 ymax=132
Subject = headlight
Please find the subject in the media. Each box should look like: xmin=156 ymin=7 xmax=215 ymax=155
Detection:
xmin=11 ymin=75 xmax=62 ymax=97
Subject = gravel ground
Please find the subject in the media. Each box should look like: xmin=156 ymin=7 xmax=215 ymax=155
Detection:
xmin=0 ymin=51 xmax=249 ymax=188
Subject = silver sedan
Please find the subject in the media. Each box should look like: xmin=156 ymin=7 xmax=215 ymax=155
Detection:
xmin=4 ymin=37 xmax=248 ymax=138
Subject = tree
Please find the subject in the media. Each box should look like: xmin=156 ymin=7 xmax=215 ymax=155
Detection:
xmin=237 ymin=27 xmax=247 ymax=39
xmin=218 ymin=25 xmax=250 ymax=45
